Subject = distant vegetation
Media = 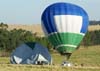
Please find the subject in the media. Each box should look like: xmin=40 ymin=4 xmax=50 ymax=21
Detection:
xmin=0 ymin=22 xmax=35 ymax=51
xmin=0 ymin=22 xmax=52 ymax=52
xmin=82 ymin=30 xmax=100 ymax=46
xmin=0 ymin=22 xmax=100 ymax=53
xmin=90 ymin=20 xmax=100 ymax=25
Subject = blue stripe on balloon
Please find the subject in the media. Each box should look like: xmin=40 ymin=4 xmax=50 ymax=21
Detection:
xmin=42 ymin=10 xmax=57 ymax=34
xmin=42 ymin=3 xmax=89 ymax=34
xmin=81 ymin=13 xmax=89 ymax=33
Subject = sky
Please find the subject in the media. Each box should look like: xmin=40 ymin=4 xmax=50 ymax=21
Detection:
xmin=0 ymin=0 xmax=100 ymax=24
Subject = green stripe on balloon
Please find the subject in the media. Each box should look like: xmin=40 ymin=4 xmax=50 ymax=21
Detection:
xmin=48 ymin=32 xmax=84 ymax=53
xmin=57 ymin=46 xmax=76 ymax=53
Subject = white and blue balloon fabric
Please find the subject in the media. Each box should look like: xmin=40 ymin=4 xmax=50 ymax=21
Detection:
xmin=41 ymin=2 xmax=89 ymax=53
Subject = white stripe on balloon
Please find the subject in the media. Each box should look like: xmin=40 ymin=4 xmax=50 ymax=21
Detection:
xmin=54 ymin=15 xmax=83 ymax=34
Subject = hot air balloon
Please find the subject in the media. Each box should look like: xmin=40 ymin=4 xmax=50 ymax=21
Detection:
xmin=10 ymin=42 xmax=52 ymax=64
xmin=41 ymin=2 xmax=89 ymax=55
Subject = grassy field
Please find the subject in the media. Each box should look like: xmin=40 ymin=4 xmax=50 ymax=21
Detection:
xmin=0 ymin=64 xmax=100 ymax=71
xmin=0 ymin=45 xmax=100 ymax=71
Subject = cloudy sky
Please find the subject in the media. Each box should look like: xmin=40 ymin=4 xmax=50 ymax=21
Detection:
xmin=0 ymin=0 xmax=99 ymax=24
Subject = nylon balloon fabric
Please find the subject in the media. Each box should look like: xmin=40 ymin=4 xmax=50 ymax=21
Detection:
xmin=41 ymin=2 xmax=89 ymax=54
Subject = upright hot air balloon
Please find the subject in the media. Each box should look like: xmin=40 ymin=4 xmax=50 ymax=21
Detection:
xmin=41 ymin=2 xmax=89 ymax=54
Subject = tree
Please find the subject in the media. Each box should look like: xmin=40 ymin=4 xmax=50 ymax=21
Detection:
xmin=0 ymin=22 xmax=8 ymax=29
xmin=0 ymin=26 xmax=36 ymax=52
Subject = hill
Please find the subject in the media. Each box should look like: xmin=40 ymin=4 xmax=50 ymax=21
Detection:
xmin=8 ymin=24 xmax=100 ymax=36
xmin=7 ymin=24 xmax=43 ymax=36
xmin=88 ymin=25 xmax=100 ymax=31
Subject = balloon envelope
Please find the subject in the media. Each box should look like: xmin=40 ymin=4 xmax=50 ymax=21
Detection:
xmin=41 ymin=2 xmax=89 ymax=53
xmin=10 ymin=42 xmax=52 ymax=64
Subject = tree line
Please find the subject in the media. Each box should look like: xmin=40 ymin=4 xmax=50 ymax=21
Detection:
xmin=90 ymin=20 xmax=100 ymax=25
xmin=82 ymin=30 xmax=100 ymax=46
xmin=0 ymin=22 xmax=100 ymax=52
xmin=0 ymin=22 xmax=52 ymax=52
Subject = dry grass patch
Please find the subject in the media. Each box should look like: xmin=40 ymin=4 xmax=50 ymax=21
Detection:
xmin=88 ymin=25 xmax=100 ymax=31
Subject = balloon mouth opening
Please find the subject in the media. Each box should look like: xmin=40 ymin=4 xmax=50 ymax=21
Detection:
xmin=56 ymin=46 xmax=76 ymax=54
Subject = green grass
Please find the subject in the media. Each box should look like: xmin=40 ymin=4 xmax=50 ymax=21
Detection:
xmin=0 ymin=45 xmax=100 ymax=71
xmin=52 ymin=45 xmax=100 ymax=66
xmin=0 ymin=64 xmax=100 ymax=71
xmin=69 ymin=45 xmax=100 ymax=66
xmin=0 ymin=57 xmax=10 ymax=64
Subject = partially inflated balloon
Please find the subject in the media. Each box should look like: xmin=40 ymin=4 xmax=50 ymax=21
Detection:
xmin=41 ymin=2 xmax=89 ymax=54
